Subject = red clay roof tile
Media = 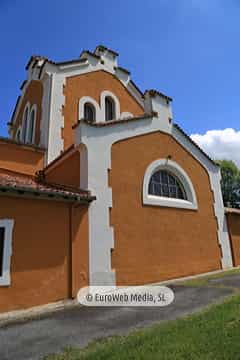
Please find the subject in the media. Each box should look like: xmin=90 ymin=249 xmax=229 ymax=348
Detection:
xmin=0 ymin=169 xmax=95 ymax=203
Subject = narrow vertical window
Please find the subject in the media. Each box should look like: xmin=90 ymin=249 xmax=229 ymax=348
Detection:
xmin=16 ymin=128 xmax=21 ymax=142
xmin=22 ymin=107 xmax=29 ymax=143
xmin=0 ymin=219 xmax=14 ymax=286
xmin=105 ymin=97 xmax=115 ymax=121
xmin=84 ymin=103 xmax=95 ymax=122
xmin=28 ymin=108 xmax=36 ymax=143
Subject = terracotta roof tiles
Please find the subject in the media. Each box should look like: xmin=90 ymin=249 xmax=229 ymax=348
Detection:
xmin=0 ymin=169 xmax=95 ymax=203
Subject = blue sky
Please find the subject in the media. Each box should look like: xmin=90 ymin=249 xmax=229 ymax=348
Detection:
xmin=1 ymin=0 xmax=240 ymax=162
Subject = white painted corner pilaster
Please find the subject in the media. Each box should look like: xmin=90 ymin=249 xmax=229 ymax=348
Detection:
xmin=172 ymin=126 xmax=233 ymax=269
xmin=40 ymin=74 xmax=52 ymax=155
xmin=47 ymin=72 xmax=65 ymax=163
xmin=209 ymin=170 xmax=233 ymax=269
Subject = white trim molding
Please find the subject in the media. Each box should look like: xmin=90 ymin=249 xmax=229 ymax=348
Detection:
xmin=15 ymin=126 xmax=22 ymax=142
xmin=47 ymin=72 xmax=65 ymax=163
xmin=172 ymin=126 xmax=233 ymax=269
xmin=142 ymin=159 xmax=198 ymax=210
xmin=0 ymin=219 xmax=14 ymax=286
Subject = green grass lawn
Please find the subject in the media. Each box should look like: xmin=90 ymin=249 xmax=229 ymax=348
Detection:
xmin=45 ymin=293 xmax=240 ymax=360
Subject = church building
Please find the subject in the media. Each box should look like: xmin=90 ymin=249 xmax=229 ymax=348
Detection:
xmin=0 ymin=45 xmax=234 ymax=313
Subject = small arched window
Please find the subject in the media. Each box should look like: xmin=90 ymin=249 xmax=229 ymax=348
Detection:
xmin=28 ymin=108 xmax=36 ymax=143
xmin=148 ymin=170 xmax=187 ymax=200
xmin=22 ymin=106 xmax=29 ymax=142
xmin=105 ymin=96 xmax=116 ymax=121
xmin=84 ymin=103 xmax=96 ymax=122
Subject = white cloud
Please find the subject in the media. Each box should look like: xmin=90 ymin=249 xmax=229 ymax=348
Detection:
xmin=190 ymin=128 xmax=240 ymax=167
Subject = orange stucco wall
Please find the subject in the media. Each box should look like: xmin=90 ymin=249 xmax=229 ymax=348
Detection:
xmin=63 ymin=70 xmax=144 ymax=149
xmin=12 ymin=80 xmax=43 ymax=145
xmin=71 ymin=206 xmax=89 ymax=297
xmin=0 ymin=196 xmax=89 ymax=313
xmin=110 ymin=131 xmax=221 ymax=286
xmin=0 ymin=142 xmax=44 ymax=175
xmin=226 ymin=214 xmax=240 ymax=267
xmin=44 ymin=149 xmax=80 ymax=188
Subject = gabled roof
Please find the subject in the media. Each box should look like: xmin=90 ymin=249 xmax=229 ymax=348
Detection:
xmin=173 ymin=123 xmax=218 ymax=167
xmin=144 ymin=89 xmax=172 ymax=102
xmin=94 ymin=45 xmax=119 ymax=57
xmin=9 ymin=45 xmax=147 ymax=127
xmin=0 ymin=169 xmax=95 ymax=203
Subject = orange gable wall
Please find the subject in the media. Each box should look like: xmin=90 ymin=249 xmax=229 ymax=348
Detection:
xmin=12 ymin=80 xmax=43 ymax=145
xmin=63 ymin=70 xmax=144 ymax=149
xmin=0 ymin=142 xmax=44 ymax=175
xmin=44 ymin=149 xmax=81 ymax=188
xmin=71 ymin=206 xmax=89 ymax=296
xmin=0 ymin=196 xmax=89 ymax=313
xmin=110 ymin=131 xmax=221 ymax=286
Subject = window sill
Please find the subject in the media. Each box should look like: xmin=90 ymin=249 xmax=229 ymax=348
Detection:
xmin=143 ymin=195 xmax=198 ymax=210
xmin=0 ymin=275 xmax=10 ymax=287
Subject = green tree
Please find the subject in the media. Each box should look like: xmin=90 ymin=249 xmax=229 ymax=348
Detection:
xmin=216 ymin=160 xmax=240 ymax=208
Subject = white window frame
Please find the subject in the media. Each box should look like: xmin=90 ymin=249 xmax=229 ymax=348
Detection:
xmin=79 ymin=92 xmax=132 ymax=124
xmin=143 ymin=159 xmax=198 ymax=210
xmin=27 ymin=104 xmax=37 ymax=144
xmin=79 ymin=96 xmax=101 ymax=122
xmin=100 ymin=90 xmax=120 ymax=121
xmin=0 ymin=219 xmax=14 ymax=286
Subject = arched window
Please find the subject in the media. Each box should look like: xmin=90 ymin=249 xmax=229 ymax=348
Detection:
xmin=27 ymin=107 xmax=36 ymax=143
xmin=84 ymin=103 xmax=96 ymax=122
xmin=22 ymin=106 xmax=29 ymax=142
xmin=148 ymin=170 xmax=187 ymax=200
xmin=105 ymin=96 xmax=116 ymax=121
xmin=143 ymin=159 xmax=198 ymax=210
xmin=15 ymin=128 xmax=21 ymax=142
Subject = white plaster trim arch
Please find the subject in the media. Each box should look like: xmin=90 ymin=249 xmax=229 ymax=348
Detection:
xmin=79 ymin=96 xmax=101 ymax=122
xmin=21 ymin=101 xmax=30 ymax=142
xmin=15 ymin=126 xmax=22 ymax=142
xmin=0 ymin=219 xmax=14 ymax=286
xmin=27 ymin=104 xmax=37 ymax=144
xmin=143 ymin=159 xmax=198 ymax=210
xmin=100 ymin=90 xmax=120 ymax=121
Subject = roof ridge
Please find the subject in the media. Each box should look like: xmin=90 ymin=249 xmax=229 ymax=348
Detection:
xmin=72 ymin=112 xmax=156 ymax=129
xmin=173 ymin=123 xmax=218 ymax=167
